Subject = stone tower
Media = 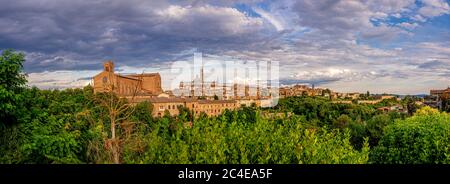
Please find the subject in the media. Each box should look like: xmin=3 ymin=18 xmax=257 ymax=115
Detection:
xmin=103 ymin=61 xmax=114 ymax=72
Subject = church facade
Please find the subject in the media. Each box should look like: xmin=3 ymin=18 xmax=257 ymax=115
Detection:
xmin=93 ymin=61 xmax=163 ymax=96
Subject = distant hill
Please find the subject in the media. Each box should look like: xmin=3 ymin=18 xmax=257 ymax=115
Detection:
xmin=394 ymin=94 xmax=428 ymax=99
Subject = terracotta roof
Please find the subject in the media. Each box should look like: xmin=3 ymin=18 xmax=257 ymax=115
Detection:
xmin=117 ymin=74 xmax=140 ymax=81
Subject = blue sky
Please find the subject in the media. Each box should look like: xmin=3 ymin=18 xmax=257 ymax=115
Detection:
xmin=0 ymin=0 xmax=449 ymax=94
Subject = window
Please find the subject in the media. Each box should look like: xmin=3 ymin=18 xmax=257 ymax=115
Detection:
xmin=168 ymin=105 xmax=171 ymax=110
xmin=173 ymin=105 xmax=175 ymax=109
xmin=159 ymin=105 xmax=164 ymax=111
xmin=102 ymin=77 xmax=108 ymax=83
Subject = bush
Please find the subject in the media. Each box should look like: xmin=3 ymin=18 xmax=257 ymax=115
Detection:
xmin=369 ymin=108 xmax=450 ymax=164
xmin=131 ymin=111 xmax=369 ymax=164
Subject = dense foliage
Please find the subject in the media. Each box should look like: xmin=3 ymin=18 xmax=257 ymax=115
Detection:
xmin=0 ymin=49 xmax=27 ymax=126
xmin=274 ymin=96 xmax=405 ymax=148
xmin=370 ymin=107 xmax=450 ymax=164
xmin=127 ymin=110 xmax=369 ymax=164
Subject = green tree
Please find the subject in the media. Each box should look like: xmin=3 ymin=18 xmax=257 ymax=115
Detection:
xmin=370 ymin=108 xmax=450 ymax=164
xmin=402 ymin=96 xmax=419 ymax=115
xmin=0 ymin=50 xmax=27 ymax=126
xmin=332 ymin=114 xmax=352 ymax=129
xmin=134 ymin=109 xmax=369 ymax=164
xmin=365 ymin=114 xmax=393 ymax=146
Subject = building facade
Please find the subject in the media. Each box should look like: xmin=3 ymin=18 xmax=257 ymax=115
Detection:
xmin=143 ymin=97 xmax=238 ymax=117
xmin=278 ymin=84 xmax=327 ymax=98
xmin=93 ymin=61 xmax=260 ymax=118
xmin=430 ymin=88 xmax=450 ymax=97
xmin=93 ymin=61 xmax=163 ymax=96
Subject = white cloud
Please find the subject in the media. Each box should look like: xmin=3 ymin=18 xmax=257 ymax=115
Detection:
xmin=27 ymin=70 xmax=99 ymax=89
xmin=292 ymin=68 xmax=355 ymax=81
xmin=154 ymin=5 xmax=264 ymax=36
xmin=416 ymin=42 xmax=450 ymax=55
xmin=360 ymin=24 xmax=409 ymax=41
xmin=398 ymin=22 xmax=419 ymax=30
xmin=253 ymin=7 xmax=285 ymax=31
xmin=392 ymin=13 xmax=402 ymax=18
xmin=411 ymin=14 xmax=428 ymax=22
xmin=367 ymin=0 xmax=415 ymax=13
xmin=291 ymin=0 xmax=416 ymax=40
xmin=419 ymin=0 xmax=450 ymax=17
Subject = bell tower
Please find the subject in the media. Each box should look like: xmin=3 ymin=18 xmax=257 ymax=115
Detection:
xmin=104 ymin=61 xmax=114 ymax=72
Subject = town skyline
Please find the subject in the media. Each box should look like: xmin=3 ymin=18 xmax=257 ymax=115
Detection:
xmin=27 ymin=57 xmax=448 ymax=96
xmin=1 ymin=0 xmax=449 ymax=94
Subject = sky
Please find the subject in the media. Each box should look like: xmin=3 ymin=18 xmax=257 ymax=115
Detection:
xmin=0 ymin=0 xmax=449 ymax=94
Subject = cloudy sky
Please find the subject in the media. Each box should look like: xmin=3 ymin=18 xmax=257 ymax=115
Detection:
xmin=1 ymin=0 xmax=449 ymax=94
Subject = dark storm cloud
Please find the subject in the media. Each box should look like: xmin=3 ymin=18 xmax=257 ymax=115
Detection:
xmin=0 ymin=0 xmax=271 ymax=72
xmin=418 ymin=60 xmax=450 ymax=69
xmin=417 ymin=59 xmax=450 ymax=77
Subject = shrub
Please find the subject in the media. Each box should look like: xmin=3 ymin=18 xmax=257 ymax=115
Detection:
xmin=369 ymin=108 xmax=450 ymax=164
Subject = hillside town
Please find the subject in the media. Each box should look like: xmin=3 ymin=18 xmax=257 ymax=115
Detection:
xmin=92 ymin=61 xmax=449 ymax=118
xmin=93 ymin=61 xmax=268 ymax=117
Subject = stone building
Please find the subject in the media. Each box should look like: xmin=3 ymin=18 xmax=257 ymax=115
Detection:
xmin=430 ymin=87 xmax=450 ymax=97
xmin=93 ymin=61 xmax=163 ymax=96
xmin=146 ymin=97 xmax=195 ymax=117
xmin=428 ymin=87 xmax=450 ymax=109
xmin=93 ymin=61 xmax=256 ymax=118
xmin=278 ymin=84 xmax=329 ymax=98
xmin=194 ymin=100 xmax=238 ymax=116
xmin=142 ymin=97 xmax=238 ymax=117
